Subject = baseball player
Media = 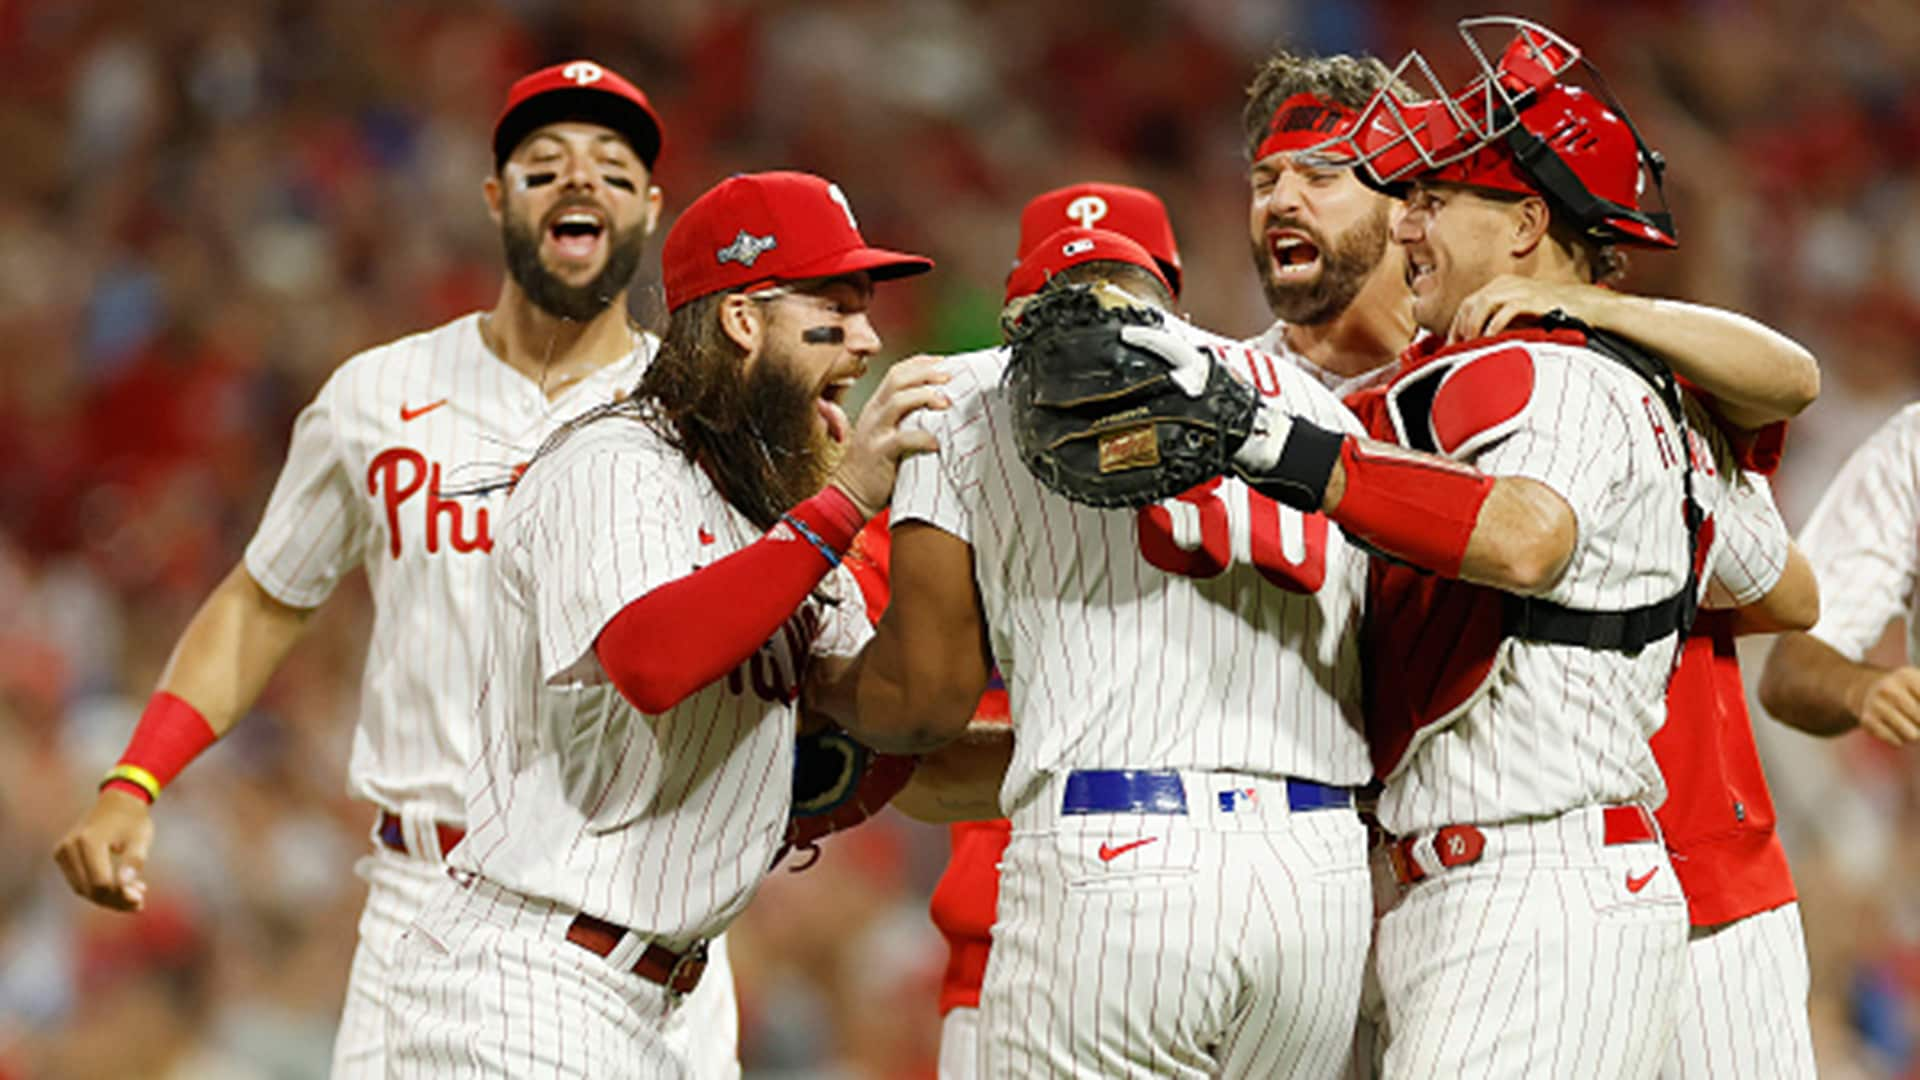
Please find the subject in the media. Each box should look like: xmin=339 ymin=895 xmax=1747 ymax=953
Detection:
xmin=910 ymin=181 xmax=1186 ymax=1080
xmin=1210 ymin=22 xmax=1804 ymax=1074
xmin=1237 ymin=45 xmax=1823 ymax=1078
xmin=47 ymin=59 xmax=751 ymax=1078
xmin=1760 ymin=404 xmax=1920 ymax=744
xmin=817 ymin=222 xmax=1379 ymax=1077
xmin=379 ymin=171 xmax=945 ymax=1078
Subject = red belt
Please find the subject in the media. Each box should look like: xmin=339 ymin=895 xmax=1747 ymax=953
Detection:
xmin=564 ymin=912 xmax=708 ymax=995
xmin=376 ymin=811 xmax=466 ymax=859
xmin=1389 ymin=805 xmax=1657 ymax=886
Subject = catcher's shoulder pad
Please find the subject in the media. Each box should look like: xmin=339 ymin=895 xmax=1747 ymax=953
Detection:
xmin=1399 ymin=344 xmax=1536 ymax=459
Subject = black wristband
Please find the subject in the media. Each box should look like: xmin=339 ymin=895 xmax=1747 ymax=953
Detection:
xmin=1249 ymin=419 xmax=1345 ymax=512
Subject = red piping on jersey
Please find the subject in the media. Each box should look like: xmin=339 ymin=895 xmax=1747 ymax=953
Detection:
xmin=595 ymin=487 xmax=867 ymax=714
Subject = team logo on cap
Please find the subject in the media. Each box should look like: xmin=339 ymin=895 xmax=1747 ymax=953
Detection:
xmin=827 ymin=184 xmax=859 ymax=231
xmin=1061 ymin=238 xmax=1096 ymax=257
xmin=716 ymin=229 xmax=778 ymax=267
xmin=562 ymin=61 xmax=605 ymax=86
xmin=1066 ymin=195 xmax=1109 ymax=229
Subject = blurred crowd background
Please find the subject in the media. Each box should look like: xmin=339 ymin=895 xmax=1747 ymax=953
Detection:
xmin=3 ymin=0 xmax=1919 ymax=1076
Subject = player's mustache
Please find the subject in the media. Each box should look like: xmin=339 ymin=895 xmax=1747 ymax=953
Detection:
xmin=1263 ymin=216 xmax=1325 ymax=254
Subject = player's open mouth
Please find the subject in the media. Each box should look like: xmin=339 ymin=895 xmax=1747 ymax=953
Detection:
xmin=1267 ymin=230 xmax=1322 ymax=279
xmin=546 ymin=209 xmax=607 ymax=262
xmin=1406 ymin=252 xmax=1436 ymax=293
xmin=817 ymin=381 xmax=853 ymax=444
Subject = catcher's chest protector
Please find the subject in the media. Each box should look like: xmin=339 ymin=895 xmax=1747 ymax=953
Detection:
xmin=1359 ymin=327 xmax=1703 ymax=780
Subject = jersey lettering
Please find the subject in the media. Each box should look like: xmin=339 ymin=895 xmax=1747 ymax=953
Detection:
xmin=1136 ymin=476 xmax=1329 ymax=592
xmin=367 ymin=447 xmax=494 ymax=557
xmin=722 ymin=606 xmax=822 ymax=705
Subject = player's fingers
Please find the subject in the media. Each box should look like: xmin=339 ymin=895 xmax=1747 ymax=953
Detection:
xmin=51 ymin=839 xmax=89 ymax=897
xmin=74 ymin=836 xmax=136 ymax=910
xmin=1447 ymin=301 xmax=1480 ymax=344
xmin=1483 ymin=301 xmax=1522 ymax=338
xmin=892 ymin=428 xmax=940 ymax=456
xmin=876 ymin=354 xmax=951 ymax=393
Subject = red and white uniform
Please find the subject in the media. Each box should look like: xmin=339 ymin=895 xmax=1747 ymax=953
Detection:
xmin=1353 ymin=331 xmax=1777 ymax=1077
xmin=895 ymin=323 xmax=1374 ymax=1079
xmin=382 ymin=414 xmax=868 ymax=1078
xmin=243 ymin=314 xmax=736 ymax=1077
xmin=1798 ymin=402 xmax=1920 ymax=664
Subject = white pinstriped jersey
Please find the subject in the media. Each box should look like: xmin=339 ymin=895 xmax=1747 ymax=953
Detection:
xmin=1799 ymin=402 xmax=1920 ymax=664
xmin=1245 ymin=320 xmax=1399 ymax=400
xmin=243 ymin=313 xmax=651 ymax=823
xmin=893 ymin=318 xmax=1373 ymax=822
xmin=1375 ymin=338 xmax=1779 ymax=835
xmin=453 ymin=416 xmax=871 ymax=942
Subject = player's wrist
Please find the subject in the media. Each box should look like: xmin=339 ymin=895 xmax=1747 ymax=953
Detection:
xmin=1234 ymin=404 xmax=1346 ymax=512
xmin=101 ymin=691 xmax=218 ymax=804
xmin=784 ymin=486 xmax=868 ymax=567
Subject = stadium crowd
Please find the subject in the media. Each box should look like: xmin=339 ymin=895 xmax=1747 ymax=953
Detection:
xmin=3 ymin=0 xmax=1920 ymax=1075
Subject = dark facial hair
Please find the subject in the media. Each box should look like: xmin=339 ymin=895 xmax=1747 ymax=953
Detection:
xmin=501 ymin=197 xmax=646 ymax=321
xmin=727 ymin=337 xmax=838 ymax=526
xmin=1252 ymin=202 xmax=1391 ymax=326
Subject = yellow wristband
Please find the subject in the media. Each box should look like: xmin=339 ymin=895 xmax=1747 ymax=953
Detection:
xmin=100 ymin=763 xmax=162 ymax=802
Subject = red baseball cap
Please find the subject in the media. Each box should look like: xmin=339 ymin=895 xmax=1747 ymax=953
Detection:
xmin=1005 ymin=226 xmax=1172 ymax=303
xmin=494 ymin=60 xmax=664 ymax=169
xmin=1017 ymin=183 xmax=1181 ymax=296
xmin=662 ymin=171 xmax=934 ymax=312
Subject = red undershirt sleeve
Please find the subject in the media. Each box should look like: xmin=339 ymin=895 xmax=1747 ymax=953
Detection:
xmin=593 ymin=486 xmax=868 ymax=714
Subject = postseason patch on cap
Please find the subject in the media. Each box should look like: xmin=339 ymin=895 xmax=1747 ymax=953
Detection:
xmin=717 ymin=230 xmax=778 ymax=267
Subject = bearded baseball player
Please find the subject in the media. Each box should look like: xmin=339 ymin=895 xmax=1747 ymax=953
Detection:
xmin=378 ymin=170 xmax=945 ymax=1078
xmin=1237 ymin=42 xmax=1822 ymax=1079
xmin=1189 ymin=21 xmax=1812 ymax=1074
xmin=49 ymin=59 xmax=746 ymax=1078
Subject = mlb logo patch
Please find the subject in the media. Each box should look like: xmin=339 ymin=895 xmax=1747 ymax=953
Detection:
xmin=1217 ymin=787 xmax=1259 ymax=812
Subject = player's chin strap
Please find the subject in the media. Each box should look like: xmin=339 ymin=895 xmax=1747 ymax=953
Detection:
xmin=1501 ymin=314 xmax=1702 ymax=656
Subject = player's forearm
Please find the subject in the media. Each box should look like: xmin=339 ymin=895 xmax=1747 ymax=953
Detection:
xmin=840 ymin=631 xmax=982 ymax=755
xmin=1757 ymin=632 xmax=1876 ymax=735
xmin=1587 ymin=293 xmax=1818 ymax=427
xmin=595 ymin=488 xmax=863 ymax=714
xmin=889 ymin=721 xmax=1012 ymax=823
xmin=157 ymin=564 xmax=318 ymax=735
xmin=1305 ymin=437 xmax=1573 ymax=592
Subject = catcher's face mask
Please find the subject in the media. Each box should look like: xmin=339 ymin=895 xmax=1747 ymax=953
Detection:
xmin=1312 ymin=17 xmax=1675 ymax=251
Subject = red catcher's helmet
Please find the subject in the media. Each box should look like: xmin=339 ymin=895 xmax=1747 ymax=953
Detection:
xmin=1331 ymin=18 xmax=1676 ymax=250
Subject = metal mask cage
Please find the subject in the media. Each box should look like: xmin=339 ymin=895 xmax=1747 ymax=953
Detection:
xmin=1297 ymin=17 xmax=1580 ymax=185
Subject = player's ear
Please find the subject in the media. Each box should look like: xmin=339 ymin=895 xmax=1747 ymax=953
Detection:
xmin=719 ymin=293 xmax=765 ymax=356
xmin=1509 ymin=195 xmax=1552 ymax=259
xmin=642 ymin=185 xmax=664 ymax=239
xmin=483 ymin=173 xmax=505 ymax=226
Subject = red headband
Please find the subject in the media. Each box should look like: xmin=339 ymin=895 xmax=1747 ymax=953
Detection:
xmin=1253 ymin=93 xmax=1357 ymax=162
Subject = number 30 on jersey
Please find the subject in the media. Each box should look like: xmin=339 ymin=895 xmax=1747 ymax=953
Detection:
xmin=1136 ymin=476 xmax=1328 ymax=593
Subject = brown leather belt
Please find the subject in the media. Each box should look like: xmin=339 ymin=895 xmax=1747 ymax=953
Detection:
xmin=564 ymin=912 xmax=708 ymax=996
xmin=376 ymin=810 xmax=466 ymax=859
xmin=1389 ymin=805 xmax=1657 ymax=886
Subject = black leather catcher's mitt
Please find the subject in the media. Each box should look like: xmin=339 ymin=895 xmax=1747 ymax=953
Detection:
xmin=775 ymin=727 xmax=916 ymax=871
xmin=1003 ymin=283 xmax=1258 ymax=510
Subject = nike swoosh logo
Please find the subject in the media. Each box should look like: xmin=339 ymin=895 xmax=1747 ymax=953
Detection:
xmin=1626 ymin=867 xmax=1659 ymax=893
xmin=400 ymin=399 xmax=448 ymax=422
xmin=1097 ymin=837 xmax=1158 ymax=862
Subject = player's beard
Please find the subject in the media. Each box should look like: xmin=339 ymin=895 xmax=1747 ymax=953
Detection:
xmin=629 ymin=297 xmax=836 ymax=530
xmin=500 ymin=202 xmax=646 ymax=322
xmin=1252 ymin=203 xmax=1391 ymax=326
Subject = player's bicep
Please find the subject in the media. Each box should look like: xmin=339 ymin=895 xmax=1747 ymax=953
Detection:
xmin=526 ymin=446 xmax=689 ymax=685
xmin=871 ymin=520 xmax=992 ymax=722
xmin=244 ymin=379 xmax=366 ymax=607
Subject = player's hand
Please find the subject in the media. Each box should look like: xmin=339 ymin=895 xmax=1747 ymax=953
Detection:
xmin=827 ymin=354 xmax=951 ymax=518
xmin=51 ymin=788 xmax=155 ymax=912
xmin=1448 ymin=275 xmax=1614 ymax=344
xmin=1855 ymin=666 xmax=1920 ymax=746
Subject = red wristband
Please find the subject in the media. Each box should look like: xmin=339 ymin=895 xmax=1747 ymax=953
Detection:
xmin=107 ymin=691 xmax=219 ymax=801
xmin=790 ymin=486 xmax=869 ymax=555
xmin=1331 ymin=438 xmax=1494 ymax=578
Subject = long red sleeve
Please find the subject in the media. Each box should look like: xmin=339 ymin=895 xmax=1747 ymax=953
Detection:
xmin=593 ymin=487 xmax=867 ymax=713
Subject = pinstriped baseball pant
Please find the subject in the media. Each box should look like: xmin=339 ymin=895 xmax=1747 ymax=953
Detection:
xmin=1660 ymin=902 xmax=1815 ymax=1078
xmin=1377 ymin=807 xmax=1690 ymax=1078
xmin=979 ymin=774 xmax=1372 ymax=1079
xmin=379 ymin=876 xmax=738 ymax=1079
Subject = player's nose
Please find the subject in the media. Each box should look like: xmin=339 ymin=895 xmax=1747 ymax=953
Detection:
xmin=842 ymin=312 xmax=881 ymax=356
